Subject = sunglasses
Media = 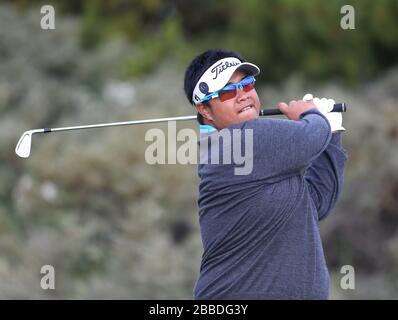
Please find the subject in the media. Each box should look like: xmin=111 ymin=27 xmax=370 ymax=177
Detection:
xmin=201 ymin=75 xmax=256 ymax=103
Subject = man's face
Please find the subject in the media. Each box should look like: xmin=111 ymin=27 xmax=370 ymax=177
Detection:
xmin=196 ymin=70 xmax=261 ymax=130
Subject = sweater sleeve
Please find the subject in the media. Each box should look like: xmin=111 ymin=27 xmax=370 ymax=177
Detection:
xmin=304 ymin=132 xmax=348 ymax=220
xmin=248 ymin=108 xmax=333 ymax=181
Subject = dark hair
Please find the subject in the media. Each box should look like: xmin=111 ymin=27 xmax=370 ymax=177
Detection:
xmin=184 ymin=49 xmax=245 ymax=124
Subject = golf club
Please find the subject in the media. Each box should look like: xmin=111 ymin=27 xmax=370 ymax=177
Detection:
xmin=15 ymin=103 xmax=347 ymax=158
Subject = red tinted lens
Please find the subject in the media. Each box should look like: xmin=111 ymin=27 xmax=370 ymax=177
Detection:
xmin=243 ymin=83 xmax=254 ymax=92
xmin=218 ymin=78 xmax=255 ymax=102
xmin=219 ymin=89 xmax=237 ymax=102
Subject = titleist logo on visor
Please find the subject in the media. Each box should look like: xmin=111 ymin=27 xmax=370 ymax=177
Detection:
xmin=211 ymin=60 xmax=240 ymax=80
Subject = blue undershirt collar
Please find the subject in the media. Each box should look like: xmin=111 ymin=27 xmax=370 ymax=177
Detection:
xmin=199 ymin=124 xmax=217 ymax=133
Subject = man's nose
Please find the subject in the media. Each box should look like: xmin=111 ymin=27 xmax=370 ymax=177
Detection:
xmin=236 ymin=85 xmax=249 ymax=101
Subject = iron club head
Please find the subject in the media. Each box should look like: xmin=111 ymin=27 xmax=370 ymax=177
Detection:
xmin=15 ymin=130 xmax=34 ymax=158
xmin=15 ymin=129 xmax=45 ymax=158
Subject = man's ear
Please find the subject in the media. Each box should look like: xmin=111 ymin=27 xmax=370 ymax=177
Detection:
xmin=196 ymin=103 xmax=214 ymax=122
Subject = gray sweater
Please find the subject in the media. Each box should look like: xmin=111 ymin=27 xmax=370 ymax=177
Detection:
xmin=194 ymin=108 xmax=348 ymax=299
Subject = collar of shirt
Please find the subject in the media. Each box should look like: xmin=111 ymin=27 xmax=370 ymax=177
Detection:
xmin=199 ymin=125 xmax=217 ymax=133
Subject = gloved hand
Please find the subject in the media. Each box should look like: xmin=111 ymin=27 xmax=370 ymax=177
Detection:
xmin=303 ymin=93 xmax=346 ymax=132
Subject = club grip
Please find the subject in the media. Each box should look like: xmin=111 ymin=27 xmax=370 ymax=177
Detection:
xmin=259 ymin=103 xmax=347 ymax=116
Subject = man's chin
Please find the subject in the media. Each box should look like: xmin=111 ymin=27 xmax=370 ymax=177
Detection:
xmin=238 ymin=107 xmax=259 ymax=121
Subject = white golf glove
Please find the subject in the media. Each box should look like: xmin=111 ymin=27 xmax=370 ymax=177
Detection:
xmin=303 ymin=93 xmax=345 ymax=132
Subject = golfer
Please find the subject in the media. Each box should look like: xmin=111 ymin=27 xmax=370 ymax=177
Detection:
xmin=184 ymin=49 xmax=348 ymax=299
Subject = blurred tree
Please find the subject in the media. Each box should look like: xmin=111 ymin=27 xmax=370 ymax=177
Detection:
xmin=5 ymin=0 xmax=398 ymax=84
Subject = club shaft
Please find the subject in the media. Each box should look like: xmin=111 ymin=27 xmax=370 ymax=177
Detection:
xmin=43 ymin=103 xmax=346 ymax=133
xmin=260 ymin=103 xmax=346 ymax=116
xmin=45 ymin=115 xmax=197 ymax=133
xmin=15 ymin=103 xmax=347 ymax=158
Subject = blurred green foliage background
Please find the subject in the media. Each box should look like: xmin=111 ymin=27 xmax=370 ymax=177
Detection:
xmin=0 ymin=0 xmax=397 ymax=299
xmin=5 ymin=0 xmax=398 ymax=83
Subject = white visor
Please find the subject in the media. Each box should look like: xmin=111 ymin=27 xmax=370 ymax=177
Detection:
xmin=192 ymin=57 xmax=260 ymax=105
